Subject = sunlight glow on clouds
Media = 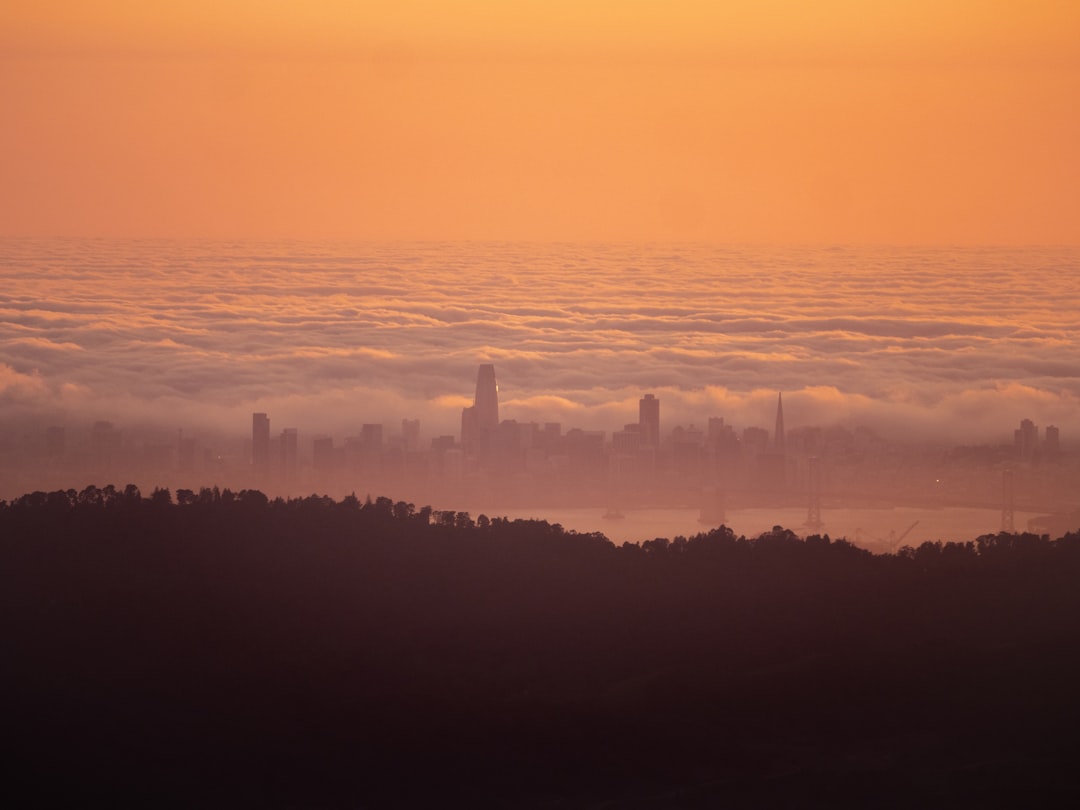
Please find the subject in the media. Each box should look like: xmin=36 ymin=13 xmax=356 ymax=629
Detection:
xmin=2 ymin=241 xmax=1078 ymax=444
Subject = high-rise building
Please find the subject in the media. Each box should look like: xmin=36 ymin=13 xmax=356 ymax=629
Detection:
xmin=461 ymin=405 xmax=478 ymax=455
xmin=774 ymin=392 xmax=786 ymax=454
xmin=474 ymin=364 xmax=499 ymax=431
xmin=431 ymin=435 xmax=457 ymax=454
xmin=671 ymin=425 xmax=704 ymax=478
xmin=758 ymin=393 xmax=788 ymax=493
xmin=1044 ymin=425 xmax=1060 ymax=458
xmin=706 ymin=416 xmax=739 ymax=461
xmin=639 ymin=394 xmax=660 ymax=448
xmin=533 ymin=422 xmax=563 ymax=456
xmin=612 ymin=424 xmax=642 ymax=455
xmin=463 ymin=364 xmax=500 ymax=459
xmin=312 ymin=436 xmax=335 ymax=471
xmin=1015 ymin=418 xmax=1038 ymax=461
xmin=360 ymin=423 xmax=384 ymax=448
xmin=742 ymin=426 xmax=769 ymax=453
xmin=402 ymin=419 xmax=421 ymax=452
xmin=252 ymin=412 xmax=270 ymax=469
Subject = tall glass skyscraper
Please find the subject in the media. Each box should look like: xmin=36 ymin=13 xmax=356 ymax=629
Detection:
xmin=639 ymin=393 xmax=659 ymax=448
xmin=474 ymin=363 xmax=499 ymax=431
xmin=462 ymin=364 xmax=500 ymax=458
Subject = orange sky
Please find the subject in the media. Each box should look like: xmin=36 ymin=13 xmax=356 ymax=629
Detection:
xmin=2 ymin=1 xmax=1078 ymax=243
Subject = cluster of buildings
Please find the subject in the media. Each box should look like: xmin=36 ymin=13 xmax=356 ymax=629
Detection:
xmin=240 ymin=365 xmax=1068 ymax=512
xmin=1014 ymin=418 xmax=1060 ymax=462
xmin=244 ymin=364 xmax=805 ymax=507
xmin=1 ymin=364 xmax=1070 ymax=514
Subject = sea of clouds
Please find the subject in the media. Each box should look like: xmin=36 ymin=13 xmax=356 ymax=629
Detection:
xmin=2 ymin=240 xmax=1078 ymax=445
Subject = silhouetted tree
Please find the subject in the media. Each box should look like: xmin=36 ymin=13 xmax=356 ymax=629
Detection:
xmin=3 ymin=486 xmax=1080 ymax=807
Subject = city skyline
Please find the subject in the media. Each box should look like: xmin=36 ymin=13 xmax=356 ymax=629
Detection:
xmin=1 ymin=9 xmax=1078 ymax=529
xmin=4 ymin=242 xmax=1079 ymax=452
xmin=5 ymin=362 xmax=1069 ymax=522
xmin=16 ymin=362 xmax=1071 ymax=472
xmin=2 ymin=4 xmax=1077 ymax=506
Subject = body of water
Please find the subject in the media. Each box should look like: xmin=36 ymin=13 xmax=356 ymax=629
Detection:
xmin=490 ymin=505 xmax=1049 ymax=551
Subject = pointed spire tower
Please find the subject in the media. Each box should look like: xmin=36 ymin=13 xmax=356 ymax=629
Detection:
xmin=462 ymin=363 xmax=500 ymax=460
xmin=774 ymin=392 xmax=786 ymax=455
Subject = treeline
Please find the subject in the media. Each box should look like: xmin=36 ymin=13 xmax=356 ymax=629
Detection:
xmin=3 ymin=486 xmax=1080 ymax=807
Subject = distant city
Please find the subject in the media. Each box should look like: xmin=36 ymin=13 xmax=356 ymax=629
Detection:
xmin=2 ymin=364 xmax=1076 ymax=534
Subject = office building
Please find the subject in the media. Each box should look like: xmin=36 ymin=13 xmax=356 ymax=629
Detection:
xmin=252 ymin=412 xmax=270 ymax=469
xmin=463 ymin=364 xmax=500 ymax=460
xmin=1015 ymin=418 xmax=1038 ymax=461
xmin=312 ymin=436 xmax=335 ymax=471
xmin=1044 ymin=425 xmax=1060 ymax=458
xmin=280 ymin=428 xmax=298 ymax=475
xmin=774 ymin=392 xmax=786 ymax=454
xmin=475 ymin=364 xmax=499 ymax=431
xmin=639 ymin=394 xmax=659 ymax=448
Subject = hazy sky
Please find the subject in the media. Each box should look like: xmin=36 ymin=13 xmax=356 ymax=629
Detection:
xmin=3 ymin=1 xmax=1078 ymax=243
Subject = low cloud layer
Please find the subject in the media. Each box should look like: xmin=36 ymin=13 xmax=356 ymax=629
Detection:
xmin=2 ymin=241 xmax=1078 ymax=445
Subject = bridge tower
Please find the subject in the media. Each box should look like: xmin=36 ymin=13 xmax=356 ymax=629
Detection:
xmin=1001 ymin=468 xmax=1015 ymax=533
xmin=805 ymin=455 xmax=823 ymax=531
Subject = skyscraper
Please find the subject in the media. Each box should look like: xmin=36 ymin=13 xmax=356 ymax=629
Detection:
xmin=761 ymin=393 xmax=788 ymax=493
xmin=312 ymin=436 xmax=335 ymax=472
xmin=463 ymin=363 xmax=500 ymax=459
xmin=461 ymin=405 xmax=478 ymax=455
xmin=252 ymin=412 xmax=270 ymax=469
xmin=1044 ymin=425 xmax=1060 ymax=459
xmin=774 ymin=392 xmax=786 ymax=454
xmin=1015 ymin=418 xmax=1038 ymax=460
xmin=639 ymin=393 xmax=659 ymax=448
xmin=360 ymin=423 xmax=384 ymax=449
xmin=474 ymin=363 xmax=499 ymax=431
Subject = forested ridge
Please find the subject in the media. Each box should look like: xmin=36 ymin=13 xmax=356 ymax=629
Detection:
xmin=4 ymin=485 xmax=1080 ymax=808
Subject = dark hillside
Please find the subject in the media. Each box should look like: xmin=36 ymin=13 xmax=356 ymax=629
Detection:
xmin=3 ymin=487 xmax=1080 ymax=807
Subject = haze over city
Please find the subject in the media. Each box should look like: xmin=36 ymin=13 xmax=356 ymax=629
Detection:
xmin=3 ymin=3 xmax=1080 ymax=541
xmin=2 ymin=241 xmax=1079 ymax=544
xmin=4 ymin=4 xmax=1080 ymax=805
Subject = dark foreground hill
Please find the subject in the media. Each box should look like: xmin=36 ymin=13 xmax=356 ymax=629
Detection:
xmin=3 ymin=486 xmax=1080 ymax=808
